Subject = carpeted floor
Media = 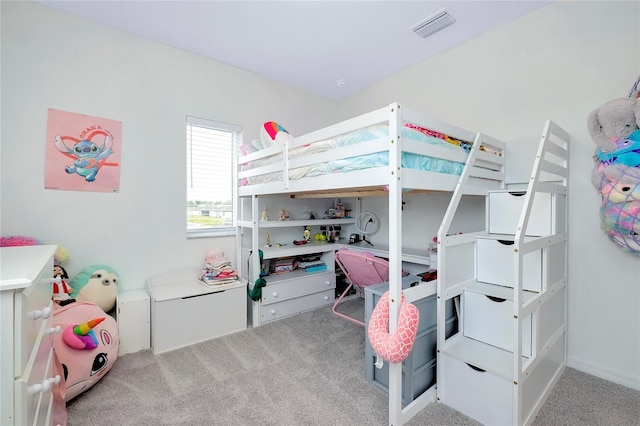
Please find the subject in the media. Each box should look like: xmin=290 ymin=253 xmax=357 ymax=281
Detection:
xmin=66 ymin=299 xmax=639 ymax=425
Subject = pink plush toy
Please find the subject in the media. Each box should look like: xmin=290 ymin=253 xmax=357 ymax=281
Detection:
xmin=367 ymin=291 xmax=420 ymax=364
xmin=52 ymin=301 xmax=118 ymax=401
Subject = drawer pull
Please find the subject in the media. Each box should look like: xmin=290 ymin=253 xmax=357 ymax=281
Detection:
xmin=325 ymin=281 xmax=331 ymax=286
xmin=486 ymin=295 xmax=507 ymax=303
xmin=497 ymin=240 xmax=515 ymax=246
xmin=28 ymin=375 xmax=60 ymax=395
xmin=29 ymin=306 xmax=52 ymax=320
xmin=323 ymin=296 xmax=329 ymax=301
xmin=45 ymin=325 xmax=62 ymax=335
xmin=270 ymin=309 xmax=276 ymax=315
xmin=272 ymin=292 xmax=278 ymax=298
xmin=465 ymin=363 xmax=486 ymax=373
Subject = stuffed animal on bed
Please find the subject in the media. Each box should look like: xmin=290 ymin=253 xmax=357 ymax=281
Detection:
xmin=70 ymin=265 xmax=119 ymax=313
xmin=260 ymin=121 xmax=292 ymax=147
xmin=588 ymin=93 xmax=640 ymax=255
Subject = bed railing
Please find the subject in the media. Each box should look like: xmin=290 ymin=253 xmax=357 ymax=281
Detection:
xmin=237 ymin=103 xmax=505 ymax=196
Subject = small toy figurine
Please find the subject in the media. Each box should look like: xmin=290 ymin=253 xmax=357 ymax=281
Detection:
xmin=265 ymin=232 xmax=272 ymax=247
xmin=279 ymin=208 xmax=290 ymax=221
xmin=261 ymin=206 xmax=269 ymax=221
xmin=52 ymin=264 xmax=75 ymax=306
xmin=304 ymin=226 xmax=311 ymax=243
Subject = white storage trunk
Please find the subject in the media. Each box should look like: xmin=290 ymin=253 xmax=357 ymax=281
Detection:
xmin=463 ymin=290 xmax=532 ymax=357
xmin=116 ymin=289 xmax=150 ymax=355
xmin=489 ymin=191 xmax=552 ymax=236
xmin=147 ymin=269 xmax=246 ymax=354
xmin=476 ymin=236 xmax=543 ymax=292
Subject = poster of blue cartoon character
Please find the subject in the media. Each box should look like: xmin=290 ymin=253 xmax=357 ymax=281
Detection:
xmin=54 ymin=133 xmax=114 ymax=182
xmin=45 ymin=109 xmax=121 ymax=193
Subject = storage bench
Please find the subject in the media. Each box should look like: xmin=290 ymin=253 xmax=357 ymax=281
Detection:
xmin=146 ymin=268 xmax=246 ymax=354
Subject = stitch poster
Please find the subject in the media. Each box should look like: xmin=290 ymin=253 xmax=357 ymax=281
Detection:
xmin=45 ymin=109 xmax=121 ymax=193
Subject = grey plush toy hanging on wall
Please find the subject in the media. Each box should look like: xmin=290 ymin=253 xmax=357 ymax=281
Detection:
xmin=587 ymin=75 xmax=640 ymax=255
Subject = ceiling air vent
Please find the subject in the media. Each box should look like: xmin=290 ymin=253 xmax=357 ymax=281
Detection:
xmin=410 ymin=8 xmax=456 ymax=39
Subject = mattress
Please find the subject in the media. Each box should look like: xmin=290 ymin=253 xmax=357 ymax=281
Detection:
xmin=240 ymin=124 xmax=472 ymax=186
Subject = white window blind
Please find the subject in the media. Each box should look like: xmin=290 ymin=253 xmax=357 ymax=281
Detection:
xmin=186 ymin=116 xmax=241 ymax=237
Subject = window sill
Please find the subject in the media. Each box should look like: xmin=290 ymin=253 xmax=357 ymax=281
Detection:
xmin=187 ymin=229 xmax=235 ymax=239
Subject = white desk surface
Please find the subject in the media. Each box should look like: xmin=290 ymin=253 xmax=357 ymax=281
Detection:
xmin=337 ymin=242 xmax=430 ymax=266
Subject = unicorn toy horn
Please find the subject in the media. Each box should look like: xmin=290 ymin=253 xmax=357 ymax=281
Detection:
xmin=63 ymin=317 xmax=105 ymax=350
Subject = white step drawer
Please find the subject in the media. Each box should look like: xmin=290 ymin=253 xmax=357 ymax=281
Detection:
xmin=440 ymin=354 xmax=513 ymax=426
xmin=489 ymin=191 xmax=552 ymax=236
xmin=463 ymin=290 xmax=532 ymax=357
xmin=476 ymin=237 xmax=543 ymax=292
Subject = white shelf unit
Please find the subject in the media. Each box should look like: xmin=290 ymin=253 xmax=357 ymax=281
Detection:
xmin=237 ymin=194 xmax=359 ymax=327
xmin=436 ymin=121 xmax=570 ymax=425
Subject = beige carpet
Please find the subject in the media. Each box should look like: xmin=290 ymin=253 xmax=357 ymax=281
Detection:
xmin=66 ymin=299 xmax=639 ymax=425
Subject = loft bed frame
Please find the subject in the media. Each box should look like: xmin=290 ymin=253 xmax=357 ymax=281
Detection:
xmin=237 ymin=103 xmax=506 ymax=198
xmin=235 ymin=102 xmax=508 ymax=425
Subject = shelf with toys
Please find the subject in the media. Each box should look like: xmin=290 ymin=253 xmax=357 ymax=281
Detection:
xmin=237 ymin=194 xmax=360 ymax=327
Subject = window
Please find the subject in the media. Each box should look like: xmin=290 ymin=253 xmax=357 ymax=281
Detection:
xmin=186 ymin=116 xmax=241 ymax=237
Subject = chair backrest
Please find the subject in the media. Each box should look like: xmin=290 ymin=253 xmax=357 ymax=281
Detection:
xmin=335 ymin=249 xmax=389 ymax=289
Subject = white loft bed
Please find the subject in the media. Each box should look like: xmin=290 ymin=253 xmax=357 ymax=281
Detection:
xmin=236 ymin=102 xmax=508 ymax=425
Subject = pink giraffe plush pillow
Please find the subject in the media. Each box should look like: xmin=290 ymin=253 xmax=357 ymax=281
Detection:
xmin=367 ymin=291 xmax=419 ymax=364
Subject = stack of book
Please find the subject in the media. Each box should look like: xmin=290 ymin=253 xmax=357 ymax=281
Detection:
xmin=200 ymin=275 xmax=238 ymax=286
xmin=269 ymin=257 xmax=296 ymax=274
xmin=296 ymin=253 xmax=327 ymax=273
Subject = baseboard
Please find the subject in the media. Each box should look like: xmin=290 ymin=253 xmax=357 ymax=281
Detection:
xmin=568 ymin=355 xmax=640 ymax=391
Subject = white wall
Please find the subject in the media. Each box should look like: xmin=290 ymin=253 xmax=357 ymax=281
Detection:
xmin=341 ymin=1 xmax=640 ymax=390
xmin=2 ymin=0 xmax=638 ymax=391
xmin=0 ymin=1 xmax=339 ymax=287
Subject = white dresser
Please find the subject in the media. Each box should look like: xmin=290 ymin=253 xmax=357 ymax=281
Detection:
xmin=1 ymin=245 xmax=61 ymax=426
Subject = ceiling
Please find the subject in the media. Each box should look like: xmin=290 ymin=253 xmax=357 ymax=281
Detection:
xmin=36 ymin=1 xmax=552 ymax=100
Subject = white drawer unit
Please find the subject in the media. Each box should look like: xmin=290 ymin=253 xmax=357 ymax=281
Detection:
xmin=476 ymin=236 xmax=543 ymax=292
xmin=463 ymin=290 xmax=533 ymax=357
xmin=261 ymin=289 xmax=335 ymax=323
xmin=256 ymin=270 xmax=336 ymax=325
xmin=147 ymin=268 xmax=247 ymax=354
xmin=441 ymin=336 xmax=566 ymax=426
xmin=440 ymin=354 xmax=513 ymax=426
xmin=438 ymin=121 xmax=569 ymax=426
xmin=488 ymin=191 xmax=553 ymax=236
xmin=1 ymin=245 xmax=61 ymax=426
xmin=261 ymin=271 xmax=335 ymax=305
